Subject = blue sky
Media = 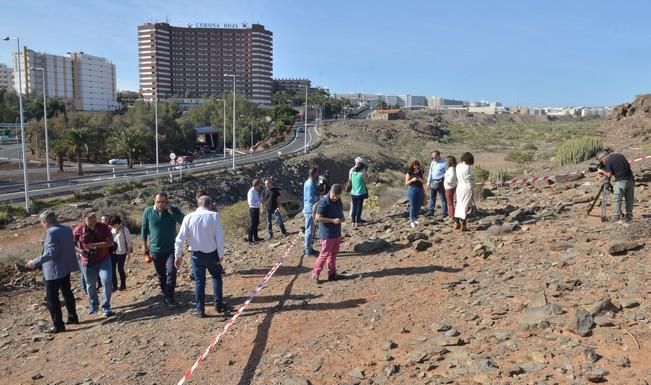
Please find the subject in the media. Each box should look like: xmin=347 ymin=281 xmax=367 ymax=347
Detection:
xmin=1 ymin=0 xmax=650 ymax=106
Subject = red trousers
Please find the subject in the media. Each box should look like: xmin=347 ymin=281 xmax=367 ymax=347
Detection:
xmin=312 ymin=237 xmax=341 ymax=278
xmin=445 ymin=188 xmax=456 ymax=220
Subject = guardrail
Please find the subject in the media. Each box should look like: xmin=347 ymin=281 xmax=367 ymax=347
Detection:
xmin=0 ymin=126 xmax=316 ymax=204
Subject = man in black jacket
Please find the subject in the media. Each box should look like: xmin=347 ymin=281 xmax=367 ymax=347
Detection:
xmin=261 ymin=178 xmax=288 ymax=239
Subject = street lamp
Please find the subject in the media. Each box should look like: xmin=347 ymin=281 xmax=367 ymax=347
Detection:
xmin=3 ymin=36 xmax=29 ymax=213
xmin=224 ymin=73 xmax=236 ymax=170
xmin=216 ymin=98 xmax=226 ymax=158
xmin=304 ymin=84 xmax=308 ymax=153
xmin=153 ymin=81 xmax=159 ymax=173
xmin=30 ymin=67 xmax=50 ymax=183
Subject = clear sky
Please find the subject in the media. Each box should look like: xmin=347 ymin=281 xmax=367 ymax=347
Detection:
xmin=1 ymin=0 xmax=650 ymax=106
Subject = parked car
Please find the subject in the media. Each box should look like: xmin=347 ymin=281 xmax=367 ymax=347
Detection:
xmin=108 ymin=158 xmax=128 ymax=165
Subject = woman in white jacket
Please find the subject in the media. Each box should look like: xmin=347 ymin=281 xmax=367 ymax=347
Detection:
xmin=453 ymin=152 xmax=474 ymax=231
xmin=109 ymin=215 xmax=132 ymax=291
xmin=443 ymin=156 xmax=457 ymax=221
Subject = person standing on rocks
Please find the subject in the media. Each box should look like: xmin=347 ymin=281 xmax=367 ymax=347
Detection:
xmin=247 ymin=179 xmax=264 ymax=244
xmin=453 ymin=152 xmax=474 ymax=231
xmin=426 ymin=150 xmax=448 ymax=219
xmin=73 ymin=210 xmax=115 ymax=316
xmin=596 ymin=150 xmax=635 ymax=222
xmin=141 ymin=192 xmax=185 ymax=306
xmin=443 ymin=156 xmax=458 ymax=221
xmin=109 ymin=215 xmax=132 ymax=291
xmin=312 ymin=184 xmax=345 ymax=282
xmin=350 ymin=158 xmax=369 ymax=227
xmin=303 ymin=167 xmax=320 ymax=256
xmin=405 ymin=160 xmax=426 ymax=228
xmin=25 ymin=210 xmax=79 ymax=333
xmin=261 ymin=178 xmax=288 ymax=239
xmin=348 ymin=157 xmax=368 ymax=221
xmin=174 ymin=195 xmax=228 ymax=318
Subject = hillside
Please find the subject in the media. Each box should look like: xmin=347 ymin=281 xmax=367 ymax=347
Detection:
xmin=0 ymin=115 xmax=649 ymax=385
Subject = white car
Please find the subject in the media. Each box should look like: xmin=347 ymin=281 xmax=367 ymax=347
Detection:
xmin=108 ymin=158 xmax=128 ymax=165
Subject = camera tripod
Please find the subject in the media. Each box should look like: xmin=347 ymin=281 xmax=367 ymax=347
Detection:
xmin=587 ymin=177 xmax=613 ymax=222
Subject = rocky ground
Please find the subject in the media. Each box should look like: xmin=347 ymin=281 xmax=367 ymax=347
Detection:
xmin=0 ymin=162 xmax=649 ymax=385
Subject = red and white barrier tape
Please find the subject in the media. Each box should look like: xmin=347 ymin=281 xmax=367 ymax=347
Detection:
xmin=177 ymin=236 xmax=300 ymax=385
xmin=484 ymin=154 xmax=651 ymax=187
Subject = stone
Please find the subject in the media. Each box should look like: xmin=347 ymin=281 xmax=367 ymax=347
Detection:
xmin=606 ymin=241 xmax=643 ymax=255
xmin=620 ymin=299 xmax=640 ymax=308
xmin=382 ymin=341 xmax=396 ymax=350
xmin=349 ymin=368 xmax=365 ymax=379
xmin=519 ymin=304 xmax=563 ymax=330
xmin=31 ymin=374 xmax=43 ymax=380
xmin=281 ymin=377 xmax=310 ymax=385
xmin=589 ymin=299 xmax=620 ymax=316
xmin=585 ymin=348 xmax=601 ymax=362
xmin=586 ymin=369 xmax=608 ymax=382
xmin=566 ymin=308 xmax=593 ymax=337
xmin=311 ymin=357 xmax=324 ymax=372
xmin=413 ymin=240 xmax=433 ymax=251
xmin=431 ymin=336 xmax=464 ymax=346
xmin=444 ymin=329 xmax=460 ymax=337
xmin=406 ymin=233 xmax=428 ymax=242
xmin=593 ymin=316 xmax=615 ymax=327
xmin=613 ymin=356 xmax=630 ymax=368
xmin=431 ymin=322 xmax=452 ymax=332
xmin=353 ymin=239 xmax=388 ymax=253
xmin=531 ymin=351 xmax=547 ymax=364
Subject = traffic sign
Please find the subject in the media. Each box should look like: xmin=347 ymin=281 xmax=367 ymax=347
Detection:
xmin=170 ymin=152 xmax=176 ymax=160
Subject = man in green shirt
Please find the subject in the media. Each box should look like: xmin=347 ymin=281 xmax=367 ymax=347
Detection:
xmin=141 ymin=192 xmax=184 ymax=306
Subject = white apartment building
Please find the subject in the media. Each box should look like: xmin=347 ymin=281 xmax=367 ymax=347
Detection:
xmin=12 ymin=48 xmax=117 ymax=111
xmin=70 ymin=53 xmax=118 ymax=111
xmin=13 ymin=49 xmax=74 ymax=99
xmin=0 ymin=63 xmax=13 ymax=91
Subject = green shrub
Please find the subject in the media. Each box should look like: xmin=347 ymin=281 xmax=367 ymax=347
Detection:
xmin=522 ymin=143 xmax=538 ymax=151
xmin=473 ymin=165 xmax=490 ymax=182
xmin=220 ymin=201 xmax=250 ymax=239
xmin=554 ymin=136 xmax=603 ymax=166
xmin=488 ymin=168 xmax=512 ymax=184
xmin=505 ymin=150 xmax=535 ymax=165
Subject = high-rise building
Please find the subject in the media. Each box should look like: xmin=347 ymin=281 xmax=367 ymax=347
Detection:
xmin=13 ymin=48 xmax=74 ymax=99
xmin=11 ymin=48 xmax=117 ymax=111
xmin=69 ymin=53 xmax=118 ymax=111
xmin=138 ymin=22 xmax=273 ymax=104
xmin=0 ymin=63 xmax=14 ymax=91
xmin=273 ymin=78 xmax=311 ymax=94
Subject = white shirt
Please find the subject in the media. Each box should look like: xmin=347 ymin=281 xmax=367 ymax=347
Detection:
xmin=174 ymin=207 xmax=225 ymax=259
xmin=444 ymin=167 xmax=458 ymax=189
xmin=247 ymin=187 xmax=261 ymax=208
xmin=111 ymin=226 xmax=132 ymax=255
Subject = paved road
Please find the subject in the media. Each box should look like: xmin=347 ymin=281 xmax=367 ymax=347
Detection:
xmin=0 ymin=124 xmax=320 ymax=204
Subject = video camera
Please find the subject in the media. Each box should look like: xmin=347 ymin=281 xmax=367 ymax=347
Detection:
xmin=318 ymin=170 xmax=330 ymax=195
xmin=587 ymin=161 xmax=605 ymax=173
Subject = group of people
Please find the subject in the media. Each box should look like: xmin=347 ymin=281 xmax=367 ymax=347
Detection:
xmin=246 ymin=178 xmax=289 ymax=244
xmin=405 ymin=150 xmax=475 ymax=231
xmin=23 ymin=147 xmax=637 ymax=333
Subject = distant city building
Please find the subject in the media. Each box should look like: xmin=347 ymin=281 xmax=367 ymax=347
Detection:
xmin=138 ymin=22 xmax=273 ymax=104
xmin=11 ymin=48 xmax=117 ymax=111
xmin=468 ymin=106 xmax=499 ymax=115
xmin=69 ymin=52 xmax=118 ymax=111
xmin=273 ymin=78 xmax=310 ymax=94
xmin=404 ymin=95 xmax=427 ymax=108
xmin=13 ymin=48 xmax=74 ymax=99
xmin=370 ymin=109 xmax=405 ymax=120
xmin=0 ymin=63 xmax=13 ymax=91
xmin=427 ymin=97 xmax=466 ymax=109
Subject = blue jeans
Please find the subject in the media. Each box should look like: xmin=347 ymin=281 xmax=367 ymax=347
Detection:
xmin=407 ymin=186 xmax=424 ymax=222
xmin=304 ymin=213 xmax=316 ymax=253
xmin=612 ymin=179 xmax=634 ymax=220
xmin=266 ymin=208 xmax=287 ymax=236
xmin=151 ymin=251 xmax=177 ymax=301
xmin=351 ymin=195 xmax=365 ymax=223
xmin=81 ymin=257 xmax=112 ymax=313
xmin=191 ymin=250 xmax=224 ymax=312
xmin=427 ymin=181 xmax=447 ymax=217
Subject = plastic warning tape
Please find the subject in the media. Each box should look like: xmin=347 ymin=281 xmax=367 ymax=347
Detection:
xmin=177 ymin=236 xmax=299 ymax=385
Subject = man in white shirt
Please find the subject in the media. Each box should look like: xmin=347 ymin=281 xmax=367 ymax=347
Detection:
xmin=247 ymin=179 xmax=263 ymax=244
xmin=174 ymin=195 xmax=227 ymax=318
xmin=426 ymin=150 xmax=448 ymax=218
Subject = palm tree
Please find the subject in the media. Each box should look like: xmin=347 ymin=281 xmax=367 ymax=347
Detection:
xmin=51 ymin=139 xmax=67 ymax=172
xmin=64 ymin=127 xmax=93 ymax=175
xmin=107 ymin=126 xmax=147 ymax=168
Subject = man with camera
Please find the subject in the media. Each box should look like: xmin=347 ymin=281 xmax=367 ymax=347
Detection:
xmin=596 ymin=150 xmax=635 ymax=222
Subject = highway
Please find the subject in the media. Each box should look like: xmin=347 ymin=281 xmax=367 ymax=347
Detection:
xmin=0 ymin=124 xmax=320 ymax=204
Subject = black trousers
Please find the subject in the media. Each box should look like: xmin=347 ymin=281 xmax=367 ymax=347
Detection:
xmin=45 ymin=274 xmax=77 ymax=329
xmin=111 ymin=253 xmax=127 ymax=289
xmin=248 ymin=207 xmax=260 ymax=241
